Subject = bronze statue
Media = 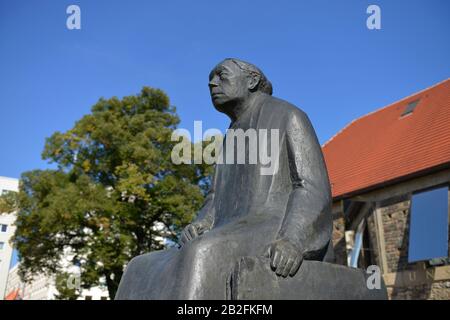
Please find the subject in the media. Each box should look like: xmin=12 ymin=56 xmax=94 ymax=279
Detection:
xmin=115 ymin=59 xmax=387 ymax=300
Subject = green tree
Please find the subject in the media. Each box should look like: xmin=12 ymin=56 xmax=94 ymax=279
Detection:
xmin=4 ymin=87 xmax=212 ymax=299
xmin=0 ymin=190 xmax=18 ymax=214
xmin=54 ymin=272 xmax=81 ymax=300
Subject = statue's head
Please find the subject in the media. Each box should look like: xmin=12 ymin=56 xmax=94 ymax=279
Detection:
xmin=208 ymin=58 xmax=272 ymax=115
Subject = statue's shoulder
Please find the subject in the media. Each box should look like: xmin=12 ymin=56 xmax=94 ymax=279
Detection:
xmin=262 ymin=94 xmax=308 ymax=121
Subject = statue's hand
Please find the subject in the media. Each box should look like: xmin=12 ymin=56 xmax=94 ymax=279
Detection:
xmin=179 ymin=222 xmax=207 ymax=247
xmin=266 ymin=238 xmax=303 ymax=278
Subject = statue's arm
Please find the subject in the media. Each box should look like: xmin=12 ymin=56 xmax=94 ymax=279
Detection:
xmin=192 ymin=182 xmax=215 ymax=233
xmin=179 ymin=167 xmax=216 ymax=246
xmin=279 ymin=109 xmax=332 ymax=257
xmin=268 ymin=109 xmax=332 ymax=276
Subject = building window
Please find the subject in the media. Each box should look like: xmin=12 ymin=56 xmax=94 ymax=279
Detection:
xmin=1 ymin=224 xmax=7 ymax=232
xmin=408 ymin=186 xmax=449 ymax=263
xmin=0 ymin=242 xmax=4 ymax=250
xmin=401 ymin=99 xmax=420 ymax=117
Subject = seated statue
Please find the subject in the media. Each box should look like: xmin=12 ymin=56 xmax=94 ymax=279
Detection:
xmin=115 ymin=58 xmax=387 ymax=300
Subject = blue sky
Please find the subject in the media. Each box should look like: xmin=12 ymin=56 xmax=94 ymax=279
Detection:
xmin=0 ymin=0 xmax=449 ymax=181
xmin=0 ymin=0 xmax=449 ymax=271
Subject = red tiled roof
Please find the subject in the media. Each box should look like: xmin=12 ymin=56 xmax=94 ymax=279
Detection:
xmin=322 ymin=78 xmax=450 ymax=199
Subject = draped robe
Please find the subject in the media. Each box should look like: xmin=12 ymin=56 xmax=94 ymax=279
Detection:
xmin=115 ymin=93 xmax=333 ymax=300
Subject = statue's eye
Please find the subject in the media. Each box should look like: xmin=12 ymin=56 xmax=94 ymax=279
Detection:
xmin=219 ymin=72 xmax=226 ymax=80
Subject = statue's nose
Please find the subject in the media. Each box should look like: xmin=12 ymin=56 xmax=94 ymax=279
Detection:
xmin=208 ymin=80 xmax=218 ymax=90
xmin=208 ymin=75 xmax=220 ymax=89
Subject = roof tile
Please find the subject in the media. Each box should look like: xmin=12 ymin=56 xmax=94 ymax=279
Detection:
xmin=322 ymin=79 xmax=450 ymax=199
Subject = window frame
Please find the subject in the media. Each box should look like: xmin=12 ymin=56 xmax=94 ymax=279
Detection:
xmin=407 ymin=184 xmax=450 ymax=263
xmin=401 ymin=99 xmax=420 ymax=117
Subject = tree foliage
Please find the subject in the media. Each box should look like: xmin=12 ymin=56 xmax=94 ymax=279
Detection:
xmin=54 ymin=272 xmax=81 ymax=300
xmin=0 ymin=190 xmax=18 ymax=214
xmin=5 ymin=87 xmax=212 ymax=298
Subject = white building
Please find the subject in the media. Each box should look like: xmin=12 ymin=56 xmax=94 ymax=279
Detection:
xmin=6 ymin=263 xmax=109 ymax=300
xmin=0 ymin=176 xmax=19 ymax=300
xmin=5 ymin=264 xmax=55 ymax=300
xmin=1 ymin=176 xmax=109 ymax=300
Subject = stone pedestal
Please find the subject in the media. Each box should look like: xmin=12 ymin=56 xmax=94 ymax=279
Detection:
xmin=228 ymin=257 xmax=387 ymax=300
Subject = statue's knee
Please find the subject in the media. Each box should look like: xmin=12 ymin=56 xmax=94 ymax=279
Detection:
xmin=183 ymin=236 xmax=216 ymax=259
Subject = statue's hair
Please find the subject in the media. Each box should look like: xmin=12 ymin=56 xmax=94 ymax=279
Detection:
xmin=225 ymin=58 xmax=273 ymax=95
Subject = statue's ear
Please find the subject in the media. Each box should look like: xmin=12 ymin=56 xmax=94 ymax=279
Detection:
xmin=248 ymin=73 xmax=261 ymax=92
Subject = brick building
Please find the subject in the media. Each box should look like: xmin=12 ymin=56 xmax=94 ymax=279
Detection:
xmin=323 ymin=79 xmax=450 ymax=299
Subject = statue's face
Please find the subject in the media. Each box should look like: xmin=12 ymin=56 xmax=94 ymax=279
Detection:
xmin=208 ymin=60 xmax=250 ymax=111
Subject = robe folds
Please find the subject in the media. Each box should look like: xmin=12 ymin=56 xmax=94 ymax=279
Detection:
xmin=115 ymin=93 xmax=334 ymax=300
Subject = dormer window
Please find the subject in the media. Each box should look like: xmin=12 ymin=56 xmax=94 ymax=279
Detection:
xmin=401 ymin=99 xmax=420 ymax=117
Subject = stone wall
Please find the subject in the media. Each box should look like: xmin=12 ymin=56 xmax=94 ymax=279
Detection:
xmin=331 ymin=212 xmax=347 ymax=266
xmin=367 ymin=197 xmax=450 ymax=300
xmin=366 ymin=213 xmax=380 ymax=268
xmin=333 ymin=192 xmax=450 ymax=300
xmin=378 ymin=200 xmax=415 ymax=273
xmin=388 ymin=280 xmax=450 ymax=300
